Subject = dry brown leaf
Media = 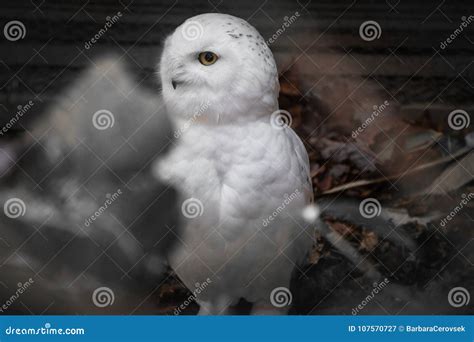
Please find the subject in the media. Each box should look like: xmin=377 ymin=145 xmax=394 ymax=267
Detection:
xmin=360 ymin=230 xmax=379 ymax=252
xmin=329 ymin=221 xmax=354 ymax=237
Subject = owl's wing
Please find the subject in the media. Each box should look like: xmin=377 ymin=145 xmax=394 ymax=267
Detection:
xmin=287 ymin=127 xmax=313 ymax=203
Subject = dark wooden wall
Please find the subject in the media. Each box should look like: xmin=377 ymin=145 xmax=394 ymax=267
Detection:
xmin=0 ymin=0 xmax=473 ymax=129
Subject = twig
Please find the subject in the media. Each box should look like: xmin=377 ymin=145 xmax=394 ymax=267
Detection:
xmin=321 ymin=146 xmax=472 ymax=195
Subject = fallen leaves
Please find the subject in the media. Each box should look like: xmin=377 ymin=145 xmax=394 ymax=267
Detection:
xmin=279 ymin=65 xmax=473 ymax=197
xmin=424 ymin=152 xmax=474 ymax=195
xmin=278 ymin=63 xmax=473 ymax=292
xmin=360 ymin=231 xmax=379 ymax=252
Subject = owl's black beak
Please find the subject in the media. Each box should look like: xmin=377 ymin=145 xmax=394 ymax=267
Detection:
xmin=171 ymin=79 xmax=183 ymax=90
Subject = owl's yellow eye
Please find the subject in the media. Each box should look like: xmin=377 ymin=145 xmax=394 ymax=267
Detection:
xmin=198 ymin=51 xmax=218 ymax=66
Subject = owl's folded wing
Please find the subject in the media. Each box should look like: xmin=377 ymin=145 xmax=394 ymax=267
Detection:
xmin=287 ymin=127 xmax=313 ymax=203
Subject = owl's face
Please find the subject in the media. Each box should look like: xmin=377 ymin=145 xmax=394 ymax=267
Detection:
xmin=159 ymin=13 xmax=279 ymax=124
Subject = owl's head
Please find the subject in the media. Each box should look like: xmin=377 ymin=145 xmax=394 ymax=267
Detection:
xmin=159 ymin=13 xmax=279 ymax=124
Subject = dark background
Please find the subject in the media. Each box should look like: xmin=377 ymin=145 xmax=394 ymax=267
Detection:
xmin=1 ymin=0 xmax=474 ymax=128
xmin=0 ymin=0 xmax=473 ymax=315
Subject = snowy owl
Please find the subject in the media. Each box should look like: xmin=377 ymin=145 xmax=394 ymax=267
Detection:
xmin=155 ymin=13 xmax=315 ymax=314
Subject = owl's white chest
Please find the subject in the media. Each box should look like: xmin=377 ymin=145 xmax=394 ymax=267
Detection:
xmin=161 ymin=120 xmax=307 ymax=220
xmin=157 ymin=120 xmax=311 ymax=302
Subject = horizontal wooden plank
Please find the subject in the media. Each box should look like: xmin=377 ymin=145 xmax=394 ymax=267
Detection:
xmin=1 ymin=43 xmax=472 ymax=79
xmin=1 ymin=71 xmax=472 ymax=121
xmin=1 ymin=12 xmax=472 ymax=37
xmin=3 ymin=0 xmax=473 ymax=15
